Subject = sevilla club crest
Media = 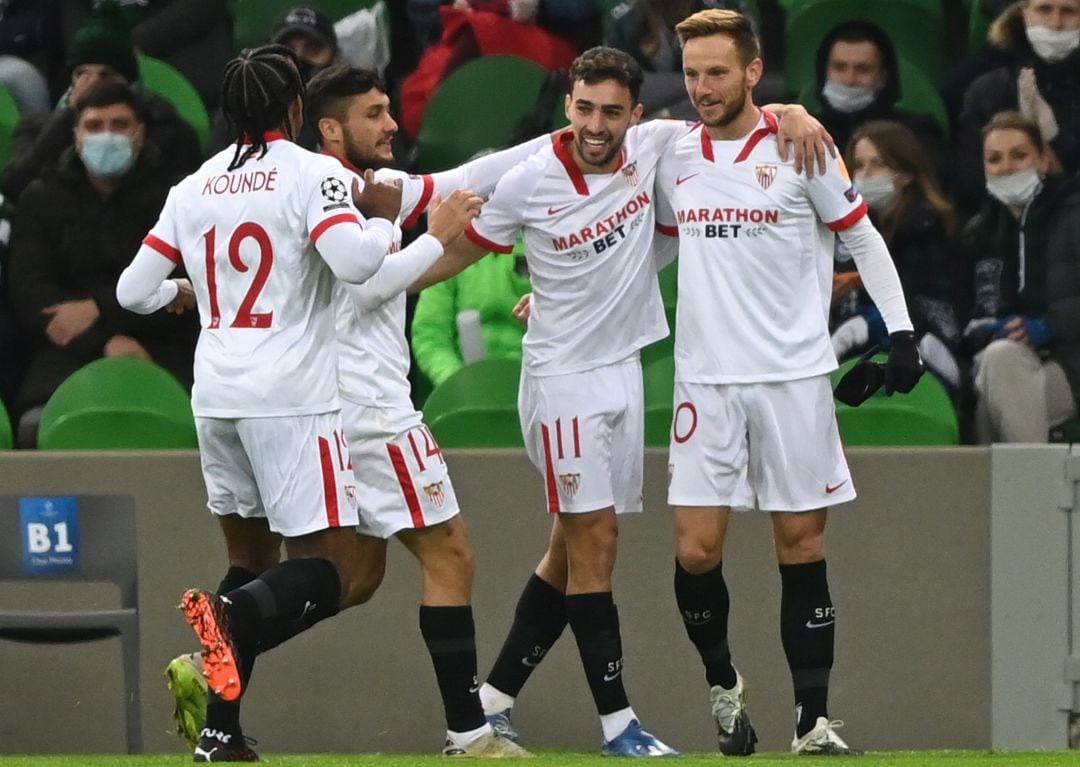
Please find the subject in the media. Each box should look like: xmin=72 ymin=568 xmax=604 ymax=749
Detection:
xmin=622 ymin=162 xmax=639 ymax=187
xmin=755 ymin=164 xmax=777 ymax=190
xmin=423 ymin=481 xmax=446 ymax=508
xmin=558 ymin=472 xmax=581 ymax=498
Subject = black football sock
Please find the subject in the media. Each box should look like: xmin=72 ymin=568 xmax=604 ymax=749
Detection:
xmin=223 ymin=557 xmax=342 ymax=643
xmin=780 ymin=560 xmax=834 ymax=737
xmin=565 ymin=592 xmax=630 ymax=715
xmin=674 ymin=559 xmax=737 ymax=689
xmin=420 ymin=605 xmax=487 ymax=733
xmin=204 ymin=566 xmax=259 ymax=738
xmin=485 ymin=574 xmax=568 ymax=696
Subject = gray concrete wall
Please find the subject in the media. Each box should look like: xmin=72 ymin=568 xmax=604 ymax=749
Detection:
xmin=0 ymin=448 xmax=996 ymax=754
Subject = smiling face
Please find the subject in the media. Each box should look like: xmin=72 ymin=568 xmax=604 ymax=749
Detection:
xmin=564 ymin=78 xmax=642 ymax=171
xmin=682 ymin=33 xmax=761 ymax=131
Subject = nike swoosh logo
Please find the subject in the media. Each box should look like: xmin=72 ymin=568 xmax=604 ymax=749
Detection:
xmin=825 ymin=480 xmax=849 ymax=494
xmin=676 ymin=173 xmax=699 ymax=186
xmin=521 ymin=657 xmax=541 ymax=667
xmin=805 ymin=619 xmax=835 ymax=629
xmin=548 ymin=204 xmax=572 ymax=215
xmin=602 ymin=670 xmax=622 ymax=682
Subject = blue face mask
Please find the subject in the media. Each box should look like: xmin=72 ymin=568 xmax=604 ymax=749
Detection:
xmin=79 ymin=132 xmax=136 ymax=178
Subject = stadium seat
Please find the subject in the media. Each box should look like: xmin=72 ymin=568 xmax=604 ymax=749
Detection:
xmin=427 ymin=407 xmax=524 ymax=448
xmin=417 ymin=55 xmax=549 ymax=172
xmin=0 ymin=83 xmax=20 ymax=170
xmin=784 ymin=0 xmax=945 ymax=99
xmin=37 ymin=358 xmax=197 ymax=450
xmin=138 ymin=55 xmax=211 ymax=151
xmin=968 ymin=0 xmax=995 ymax=52
xmin=1049 ymin=418 xmax=1080 ymax=444
xmin=798 ymin=56 xmax=950 ymax=135
xmin=0 ymin=494 xmax=142 ymax=752
xmin=831 ymin=354 xmax=960 ymax=446
xmin=642 ymin=355 xmax=675 ymax=447
xmin=0 ymin=397 xmax=12 ymax=449
xmin=232 ymin=0 xmax=382 ymax=50
xmin=422 ymin=357 xmax=522 ymax=425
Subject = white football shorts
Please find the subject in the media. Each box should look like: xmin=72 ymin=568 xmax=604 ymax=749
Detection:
xmin=667 ymin=375 xmax=856 ymax=512
xmin=519 ymin=356 xmax=644 ymax=515
xmin=341 ymin=398 xmax=459 ymax=539
xmin=196 ymin=411 xmax=360 ymax=537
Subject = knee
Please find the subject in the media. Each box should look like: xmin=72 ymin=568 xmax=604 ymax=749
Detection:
xmin=676 ymin=535 xmax=723 ymax=574
xmin=977 ymin=339 xmax=1028 ymax=391
xmin=775 ymin=532 xmax=825 ymax=564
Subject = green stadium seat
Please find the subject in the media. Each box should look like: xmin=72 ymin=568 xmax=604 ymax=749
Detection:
xmin=417 ymin=55 xmax=549 ymax=172
xmin=0 ymin=397 xmax=12 ymax=449
xmin=798 ymin=56 xmax=950 ymax=135
xmin=422 ymin=357 xmax=522 ymax=425
xmin=138 ymin=55 xmax=211 ymax=151
xmin=831 ymin=354 xmax=960 ymax=446
xmin=37 ymin=358 xmax=197 ymax=450
xmin=1049 ymin=418 xmax=1080 ymax=444
xmin=968 ymin=0 xmax=995 ymax=52
xmin=427 ymin=407 xmax=524 ymax=448
xmin=0 ymin=83 xmax=20 ymax=170
xmin=784 ymin=0 xmax=945 ymax=99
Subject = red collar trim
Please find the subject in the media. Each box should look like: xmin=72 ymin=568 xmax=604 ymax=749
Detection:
xmin=734 ymin=110 xmax=778 ymax=164
xmin=242 ymin=130 xmax=288 ymax=144
xmin=699 ymin=122 xmax=714 ymax=163
xmin=553 ymin=132 xmax=628 ymax=197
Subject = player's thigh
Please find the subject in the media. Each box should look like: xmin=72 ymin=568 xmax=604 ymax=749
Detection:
xmin=196 ymin=416 xmax=266 ymax=521
xmin=770 ymin=508 xmax=827 ymax=564
xmin=667 ymin=382 xmax=754 ymax=509
xmin=342 ymin=401 xmax=460 ymax=539
xmin=519 ymin=363 xmax=631 ymax=515
xmin=745 ymin=376 xmax=855 ymax=511
xmin=237 ymin=411 xmax=361 ymax=538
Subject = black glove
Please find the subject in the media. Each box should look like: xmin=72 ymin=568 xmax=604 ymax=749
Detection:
xmin=885 ymin=330 xmax=924 ymax=395
xmin=834 ymin=346 xmax=885 ymax=407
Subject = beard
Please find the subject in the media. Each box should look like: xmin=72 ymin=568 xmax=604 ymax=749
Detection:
xmin=574 ymin=132 xmax=622 ymax=169
xmin=700 ymin=84 xmax=750 ymax=128
xmin=343 ymin=132 xmax=392 ymax=171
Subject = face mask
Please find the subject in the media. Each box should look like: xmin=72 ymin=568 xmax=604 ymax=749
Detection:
xmin=821 ymin=79 xmax=877 ymax=114
xmin=855 ymin=174 xmax=897 ymax=210
xmin=1025 ymin=25 xmax=1080 ymax=62
xmin=986 ymin=167 xmax=1043 ymax=207
xmin=79 ymin=131 xmax=135 ymax=178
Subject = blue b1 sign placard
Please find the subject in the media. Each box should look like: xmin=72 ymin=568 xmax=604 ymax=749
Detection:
xmin=20 ymin=496 xmax=80 ymax=574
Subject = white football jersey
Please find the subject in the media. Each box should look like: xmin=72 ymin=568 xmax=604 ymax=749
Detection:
xmin=655 ymin=112 xmax=868 ymax=383
xmin=333 ymin=167 xmax=433 ymax=410
xmin=142 ymin=135 xmax=365 ymax=417
xmin=466 ymin=121 xmax=694 ymax=376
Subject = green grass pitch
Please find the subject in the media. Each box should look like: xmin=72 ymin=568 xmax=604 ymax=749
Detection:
xmin=0 ymin=752 xmax=1077 ymax=766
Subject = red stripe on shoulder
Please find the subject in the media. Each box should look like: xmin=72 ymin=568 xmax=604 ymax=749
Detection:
xmin=402 ymin=174 xmax=435 ymax=230
xmin=656 ymin=222 xmax=678 ymax=237
xmin=311 ymin=212 xmax=361 ymax=245
xmin=554 ymin=133 xmax=590 ymax=196
xmin=144 ymin=234 xmax=182 ymax=264
xmin=699 ymin=125 xmax=714 ymax=163
xmin=827 ymin=202 xmax=868 ymax=232
xmin=465 ymin=224 xmax=514 ymax=253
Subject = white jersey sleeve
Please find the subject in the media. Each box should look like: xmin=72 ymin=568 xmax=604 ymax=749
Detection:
xmin=805 ymin=152 xmax=867 ymax=232
xmin=430 ymin=133 xmax=551 ymax=198
xmin=464 ymin=155 xmax=543 ymax=253
xmin=304 ymin=167 xmax=390 ymax=283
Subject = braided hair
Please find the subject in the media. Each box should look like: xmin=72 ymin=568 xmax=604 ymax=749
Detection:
xmin=220 ymin=44 xmax=305 ymax=171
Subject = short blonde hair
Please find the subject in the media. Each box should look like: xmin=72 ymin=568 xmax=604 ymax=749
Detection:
xmin=674 ymin=9 xmax=760 ymax=65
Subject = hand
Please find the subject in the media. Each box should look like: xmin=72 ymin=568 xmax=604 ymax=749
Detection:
xmin=884 ymin=330 xmax=924 ymax=395
xmin=512 ymin=292 xmax=532 ymax=325
xmin=42 ymin=299 xmax=100 ymax=346
xmin=103 ymin=334 xmax=151 ymax=360
xmin=1000 ymin=315 xmax=1028 ymax=344
xmin=351 ymin=170 xmax=403 ymax=222
xmin=1017 ymin=68 xmax=1059 ymax=143
xmin=426 ymin=189 xmax=484 ymax=246
xmin=773 ymin=104 xmax=835 ymax=178
xmin=166 ymin=278 xmax=196 ymax=314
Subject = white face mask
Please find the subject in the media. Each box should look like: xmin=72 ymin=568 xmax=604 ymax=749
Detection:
xmin=986 ymin=167 xmax=1043 ymax=207
xmin=855 ymin=174 xmax=898 ymax=210
xmin=1025 ymin=25 xmax=1080 ymax=62
xmin=821 ymin=79 xmax=877 ymax=114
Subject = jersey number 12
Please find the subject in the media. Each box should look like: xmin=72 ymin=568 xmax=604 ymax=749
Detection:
xmin=203 ymin=222 xmax=274 ymax=329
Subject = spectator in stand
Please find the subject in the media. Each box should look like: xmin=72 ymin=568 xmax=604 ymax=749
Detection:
xmin=961 ymin=111 xmax=1080 ymax=443
xmin=0 ymin=0 xmax=66 ymax=103
xmin=940 ymin=0 xmax=1020 ymax=132
xmin=831 ymin=120 xmax=963 ymax=393
xmin=412 ymin=238 xmax=531 ymax=387
xmin=956 ymin=0 xmax=1080 ymax=216
xmin=6 ymin=81 xmax=197 ymax=446
xmin=811 ymin=20 xmax=948 ymax=182
xmin=0 ymin=8 xmax=201 ymax=202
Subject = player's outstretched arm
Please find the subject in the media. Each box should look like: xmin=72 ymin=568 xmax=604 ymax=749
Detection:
xmin=766 ymin=103 xmax=836 ymax=178
xmin=116 ymin=244 xmax=181 ymax=315
xmin=409 ymin=233 xmax=489 ymax=294
xmin=347 ymin=190 xmax=484 ymax=308
xmin=429 ymin=133 xmax=552 ymax=200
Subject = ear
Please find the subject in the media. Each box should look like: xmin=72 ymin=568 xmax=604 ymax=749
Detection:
xmin=629 ymin=102 xmax=644 ymax=127
xmin=746 ymin=57 xmax=764 ymax=89
xmin=318 ymin=116 xmax=341 ymax=144
xmin=132 ymin=122 xmax=147 ymax=151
